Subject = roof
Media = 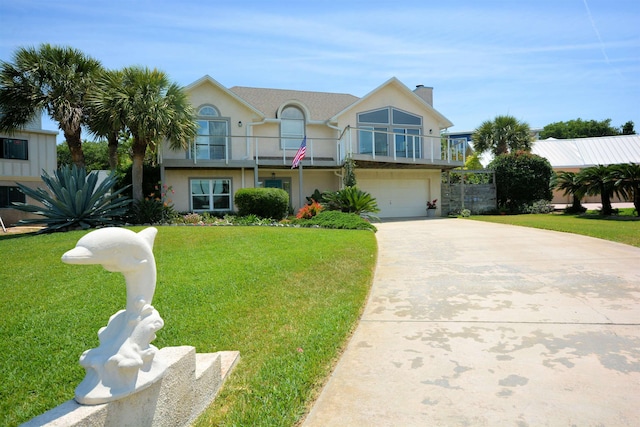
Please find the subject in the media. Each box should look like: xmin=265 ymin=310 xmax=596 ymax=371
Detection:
xmin=229 ymin=86 xmax=359 ymax=122
xmin=532 ymin=134 xmax=640 ymax=168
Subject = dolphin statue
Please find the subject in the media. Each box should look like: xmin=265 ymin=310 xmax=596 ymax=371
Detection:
xmin=62 ymin=227 xmax=165 ymax=404
xmin=62 ymin=227 xmax=158 ymax=313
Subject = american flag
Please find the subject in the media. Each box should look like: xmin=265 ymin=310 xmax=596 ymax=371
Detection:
xmin=291 ymin=137 xmax=307 ymax=169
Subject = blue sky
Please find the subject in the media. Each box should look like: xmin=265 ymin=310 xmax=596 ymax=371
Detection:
xmin=1 ymin=0 xmax=638 ymax=141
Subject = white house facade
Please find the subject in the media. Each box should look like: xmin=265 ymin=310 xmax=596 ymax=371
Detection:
xmin=160 ymin=76 xmax=463 ymax=218
xmin=0 ymin=115 xmax=57 ymax=225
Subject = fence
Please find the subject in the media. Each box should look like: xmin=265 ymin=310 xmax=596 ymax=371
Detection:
xmin=441 ymin=169 xmax=496 ymax=215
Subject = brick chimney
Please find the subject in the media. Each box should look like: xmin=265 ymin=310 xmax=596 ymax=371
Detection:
xmin=413 ymin=84 xmax=433 ymax=106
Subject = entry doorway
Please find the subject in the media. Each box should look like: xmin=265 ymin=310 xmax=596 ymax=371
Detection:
xmin=261 ymin=176 xmax=293 ymax=213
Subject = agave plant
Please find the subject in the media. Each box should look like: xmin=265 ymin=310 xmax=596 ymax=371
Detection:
xmin=13 ymin=165 xmax=131 ymax=232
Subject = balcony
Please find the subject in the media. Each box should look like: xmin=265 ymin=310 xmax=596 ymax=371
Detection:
xmin=160 ymin=127 xmax=465 ymax=170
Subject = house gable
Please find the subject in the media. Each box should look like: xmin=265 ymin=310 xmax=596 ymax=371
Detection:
xmin=185 ymin=75 xmax=264 ymax=120
xmin=331 ymin=77 xmax=454 ymax=130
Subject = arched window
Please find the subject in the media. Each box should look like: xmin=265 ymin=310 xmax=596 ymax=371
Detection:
xmin=280 ymin=106 xmax=305 ymax=150
xmin=195 ymin=105 xmax=228 ymax=160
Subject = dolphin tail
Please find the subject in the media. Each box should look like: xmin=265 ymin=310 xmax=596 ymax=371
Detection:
xmin=138 ymin=227 xmax=158 ymax=251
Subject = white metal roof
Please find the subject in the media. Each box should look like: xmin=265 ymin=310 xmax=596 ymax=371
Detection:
xmin=532 ymin=134 xmax=640 ymax=168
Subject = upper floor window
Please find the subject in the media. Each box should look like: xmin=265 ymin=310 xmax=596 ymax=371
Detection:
xmin=0 ymin=138 xmax=28 ymax=160
xmin=280 ymin=106 xmax=305 ymax=150
xmin=0 ymin=186 xmax=25 ymax=208
xmin=357 ymin=108 xmax=422 ymax=158
xmin=195 ymin=105 xmax=228 ymax=160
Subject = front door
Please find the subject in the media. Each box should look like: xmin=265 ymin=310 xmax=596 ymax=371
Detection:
xmin=262 ymin=177 xmax=293 ymax=212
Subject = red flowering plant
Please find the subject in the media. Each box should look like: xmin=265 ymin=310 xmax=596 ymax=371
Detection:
xmin=296 ymin=200 xmax=323 ymax=219
xmin=427 ymin=199 xmax=438 ymax=209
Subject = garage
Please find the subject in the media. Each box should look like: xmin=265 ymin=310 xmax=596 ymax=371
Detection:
xmin=357 ymin=170 xmax=439 ymax=218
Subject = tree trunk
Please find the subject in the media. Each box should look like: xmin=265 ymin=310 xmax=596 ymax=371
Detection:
xmin=634 ymin=185 xmax=640 ymax=217
xmin=600 ymin=186 xmax=613 ymax=215
xmin=107 ymin=131 xmax=119 ymax=171
xmin=571 ymin=195 xmax=583 ymax=211
xmin=131 ymin=139 xmax=147 ymax=202
xmin=65 ymin=127 xmax=85 ymax=169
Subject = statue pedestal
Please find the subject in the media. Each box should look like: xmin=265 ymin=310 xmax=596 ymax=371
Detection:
xmin=22 ymin=346 xmax=240 ymax=427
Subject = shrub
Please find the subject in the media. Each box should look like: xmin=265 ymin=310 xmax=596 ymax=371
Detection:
xmin=128 ymin=198 xmax=177 ymax=224
xmin=343 ymin=157 xmax=357 ymax=187
xmin=296 ymin=200 xmax=323 ymax=219
xmin=235 ymin=188 xmax=289 ymax=219
xmin=14 ymin=165 xmax=131 ymax=233
xmin=522 ymin=200 xmax=554 ymax=214
xmin=306 ymin=189 xmax=325 ymax=205
xmin=460 ymin=209 xmax=471 ymax=217
xmin=181 ymin=212 xmax=204 ymax=224
xmin=292 ymin=210 xmax=377 ymax=231
xmin=322 ymin=186 xmax=380 ymax=221
xmin=489 ymin=151 xmax=553 ymax=213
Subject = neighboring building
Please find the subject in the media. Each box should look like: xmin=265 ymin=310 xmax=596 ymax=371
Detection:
xmin=160 ymin=76 xmax=464 ymax=218
xmin=0 ymin=115 xmax=58 ymax=226
xmin=532 ymin=134 xmax=640 ymax=204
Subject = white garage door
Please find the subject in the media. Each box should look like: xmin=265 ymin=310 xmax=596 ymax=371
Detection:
xmin=358 ymin=172 xmax=430 ymax=218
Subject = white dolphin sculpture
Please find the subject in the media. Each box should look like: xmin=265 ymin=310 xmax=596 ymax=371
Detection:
xmin=62 ymin=227 xmax=158 ymax=313
xmin=62 ymin=227 xmax=165 ymax=404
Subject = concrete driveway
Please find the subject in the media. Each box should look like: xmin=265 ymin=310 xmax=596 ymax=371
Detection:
xmin=303 ymin=218 xmax=640 ymax=426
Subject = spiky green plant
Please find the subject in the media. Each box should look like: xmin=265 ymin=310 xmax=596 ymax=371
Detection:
xmin=13 ymin=165 xmax=131 ymax=232
xmin=323 ymin=186 xmax=380 ymax=221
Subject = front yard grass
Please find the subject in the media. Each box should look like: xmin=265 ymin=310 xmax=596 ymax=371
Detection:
xmin=0 ymin=226 xmax=377 ymax=427
xmin=468 ymin=210 xmax=640 ymax=248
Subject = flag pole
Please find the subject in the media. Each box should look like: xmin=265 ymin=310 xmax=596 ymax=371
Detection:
xmin=298 ymin=163 xmax=304 ymax=211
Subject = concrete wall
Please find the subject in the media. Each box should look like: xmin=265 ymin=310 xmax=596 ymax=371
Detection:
xmin=23 ymin=346 xmax=240 ymax=427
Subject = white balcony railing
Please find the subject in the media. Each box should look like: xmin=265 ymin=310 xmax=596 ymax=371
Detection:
xmin=162 ymin=128 xmax=465 ymax=167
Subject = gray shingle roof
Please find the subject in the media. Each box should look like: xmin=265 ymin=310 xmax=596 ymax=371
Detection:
xmin=532 ymin=134 xmax=640 ymax=168
xmin=228 ymin=86 xmax=359 ymax=121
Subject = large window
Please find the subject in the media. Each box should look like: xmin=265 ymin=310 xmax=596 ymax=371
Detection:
xmin=194 ymin=106 xmax=228 ymax=160
xmin=0 ymin=186 xmax=25 ymax=208
xmin=190 ymin=178 xmax=231 ymax=211
xmin=0 ymin=138 xmax=28 ymax=160
xmin=357 ymin=108 xmax=422 ymax=158
xmin=280 ymin=106 xmax=305 ymax=150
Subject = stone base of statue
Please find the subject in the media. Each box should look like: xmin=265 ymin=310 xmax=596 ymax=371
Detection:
xmin=22 ymin=346 xmax=240 ymax=427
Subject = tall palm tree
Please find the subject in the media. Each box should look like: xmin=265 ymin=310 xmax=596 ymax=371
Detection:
xmin=578 ymin=165 xmax=615 ymax=215
xmin=0 ymin=44 xmax=102 ymax=167
xmin=555 ymin=171 xmax=586 ymax=213
xmin=472 ymin=115 xmax=533 ymax=156
xmin=90 ymin=67 xmax=197 ymax=201
xmin=87 ymin=69 xmax=127 ymax=170
xmin=611 ymin=162 xmax=640 ymax=216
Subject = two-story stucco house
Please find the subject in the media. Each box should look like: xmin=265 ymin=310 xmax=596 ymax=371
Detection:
xmin=0 ymin=115 xmax=57 ymax=226
xmin=160 ymin=76 xmax=464 ymax=218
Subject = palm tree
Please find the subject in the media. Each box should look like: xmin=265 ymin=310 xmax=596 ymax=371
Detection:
xmin=555 ymin=171 xmax=587 ymax=213
xmin=578 ymin=165 xmax=615 ymax=215
xmin=87 ymin=69 xmax=127 ymax=170
xmin=90 ymin=67 xmax=197 ymax=201
xmin=0 ymin=44 xmax=102 ymax=167
xmin=472 ymin=115 xmax=533 ymax=156
xmin=611 ymin=162 xmax=640 ymax=216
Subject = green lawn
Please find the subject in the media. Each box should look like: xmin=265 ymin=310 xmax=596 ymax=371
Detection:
xmin=0 ymin=226 xmax=377 ymax=427
xmin=468 ymin=210 xmax=640 ymax=247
